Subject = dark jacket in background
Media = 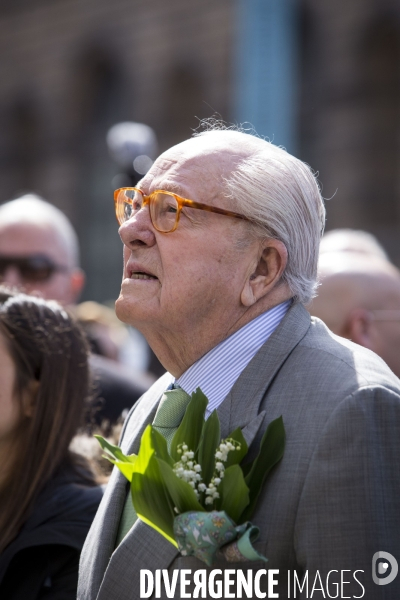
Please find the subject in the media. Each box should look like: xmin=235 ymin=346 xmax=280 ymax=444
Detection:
xmin=0 ymin=465 xmax=103 ymax=600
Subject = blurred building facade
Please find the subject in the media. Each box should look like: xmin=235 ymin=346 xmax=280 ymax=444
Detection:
xmin=0 ymin=0 xmax=234 ymax=301
xmin=298 ymin=0 xmax=400 ymax=264
xmin=0 ymin=0 xmax=399 ymax=301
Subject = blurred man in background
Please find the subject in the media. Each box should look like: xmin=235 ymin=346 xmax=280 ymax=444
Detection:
xmin=309 ymin=232 xmax=400 ymax=378
xmin=0 ymin=194 xmax=84 ymax=305
xmin=319 ymin=228 xmax=389 ymax=260
xmin=0 ymin=194 xmax=149 ymax=427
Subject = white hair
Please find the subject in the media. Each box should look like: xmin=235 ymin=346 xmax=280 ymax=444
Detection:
xmin=0 ymin=194 xmax=80 ymax=268
xmin=197 ymin=126 xmax=326 ymax=305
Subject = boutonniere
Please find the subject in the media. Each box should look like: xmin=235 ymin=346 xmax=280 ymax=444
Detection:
xmin=96 ymin=388 xmax=285 ymax=566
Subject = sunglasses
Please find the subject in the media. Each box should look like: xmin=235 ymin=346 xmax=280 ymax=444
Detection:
xmin=0 ymin=254 xmax=69 ymax=283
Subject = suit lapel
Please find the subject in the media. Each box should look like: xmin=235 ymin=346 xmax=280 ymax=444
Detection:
xmin=107 ymin=373 xmax=173 ymax=539
xmin=218 ymin=303 xmax=310 ymax=440
xmin=81 ymin=373 xmax=173 ymax=600
xmin=98 ymin=520 xmax=179 ymax=600
xmin=95 ymin=374 xmax=180 ymax=599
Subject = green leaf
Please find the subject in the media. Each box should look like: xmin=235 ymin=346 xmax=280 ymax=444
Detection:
xmin=150 ymin=426 xmax=174 ymax=466
xmin=130 ymin=425 xmax=176 ymax=545
xmin=223 ymin=428 xmax=248 ymax=469
xmin=157 ymin=458 xmax=204 ymax=514
xmin=218 ymin=464 xmax=250 ymax=523
xmin=131 ymin=455 xmax=177 ymax=546
xmin=240 ymin=459 xmax=253 ymax=478
xmin=94 ymin=434 xmax=137 ymax=463
xmin=197 ymin=410 xmax=220 ymax=485
xmin=95 ymin=435 xmax=138 ymax=482
xmin=132 ymin=425 xmax=156 ymax=474
xmin=241 ymin=416 xmax=285 ymax=522
xmin=170 ymin=388 xmax=208 ymax=461
xmin=109 ymin=458 xmax=138 ymax=482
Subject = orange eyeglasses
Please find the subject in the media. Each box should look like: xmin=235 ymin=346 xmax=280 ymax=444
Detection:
xmin=114 ymin=187 xmax=251 ymax=233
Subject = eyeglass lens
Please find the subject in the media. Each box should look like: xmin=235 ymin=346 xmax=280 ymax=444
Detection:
xmin=0 ymin=256 xmax=59 ymax=282
xmin=150 ymin=193 xmax=178 ymax=232
xmin=117 ymin=189 xmax=179 ymax=232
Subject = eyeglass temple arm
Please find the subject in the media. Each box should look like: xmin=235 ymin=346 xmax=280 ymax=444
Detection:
xmin=180 ymin=199 xmax=250 ymax=221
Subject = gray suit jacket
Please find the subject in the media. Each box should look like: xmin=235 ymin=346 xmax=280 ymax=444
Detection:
xmin=78 ymin=304 xmax=400 ymax=599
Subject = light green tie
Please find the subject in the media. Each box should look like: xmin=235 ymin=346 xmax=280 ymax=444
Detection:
xmin=152 ymin=386 xmax=192 ymax=449
xmin=115 ymin=386 xmax=191 ymax=546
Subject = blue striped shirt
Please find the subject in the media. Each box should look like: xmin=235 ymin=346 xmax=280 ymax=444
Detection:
xmin=176 ymin=299 xmax=291 ymax=416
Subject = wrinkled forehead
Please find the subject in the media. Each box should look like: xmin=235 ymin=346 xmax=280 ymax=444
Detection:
xmin=140 ymin=132 xmax=259 ymax=199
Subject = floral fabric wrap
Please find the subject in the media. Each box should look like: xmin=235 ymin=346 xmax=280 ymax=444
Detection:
xmin=174 ymin=510 xmax=267 ymax=566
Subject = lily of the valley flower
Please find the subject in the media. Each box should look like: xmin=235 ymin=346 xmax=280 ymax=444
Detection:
xmin=172 ymin=439 xmax=241 ymax=510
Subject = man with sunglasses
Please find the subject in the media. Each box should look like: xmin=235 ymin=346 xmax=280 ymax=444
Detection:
xmin=79 ymin=127 xmax=400 ymax=599
xmin=0 ymin=194 xmax=84 ymax=305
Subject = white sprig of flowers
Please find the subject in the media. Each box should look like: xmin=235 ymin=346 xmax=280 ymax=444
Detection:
xmin=172 ymin=439 xmax=241 ymax=513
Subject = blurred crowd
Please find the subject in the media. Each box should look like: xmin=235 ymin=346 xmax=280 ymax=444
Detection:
xmin=1 ymin=129 xmax=400 ymax=598
xmin=0 ymin=122 xmax=168 ymax=598
xmin=0 ymin=192 xmax=163 ymax=598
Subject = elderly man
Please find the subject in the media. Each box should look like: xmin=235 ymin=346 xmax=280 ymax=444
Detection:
xmin=309 ymin=251 xmax=400 ymax=378
xmin=0 ymin=194 xmax=148 ymax=426
xmin=79 ymin=128 xmax=400 ymax=599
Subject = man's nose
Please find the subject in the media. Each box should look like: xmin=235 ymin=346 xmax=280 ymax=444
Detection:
xmin=118 ymin=207 xmax=156 ymax=249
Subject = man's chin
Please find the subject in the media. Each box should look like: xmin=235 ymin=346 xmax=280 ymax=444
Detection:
xmin=115 ymin=292 xmax=135 ymax=325
xmin=115 ymin=290 xmax=152 ymax=328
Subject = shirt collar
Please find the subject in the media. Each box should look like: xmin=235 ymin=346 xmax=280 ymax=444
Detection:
xmin=176 ymin=299 xmax=292 ymax=415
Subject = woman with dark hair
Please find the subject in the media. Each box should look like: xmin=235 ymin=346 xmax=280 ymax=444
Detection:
xmin=0 ymin=287 xmax=103 ymax=599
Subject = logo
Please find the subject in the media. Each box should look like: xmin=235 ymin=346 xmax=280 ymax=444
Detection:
xmin=372 ymin=552 xmax=398 ymax=586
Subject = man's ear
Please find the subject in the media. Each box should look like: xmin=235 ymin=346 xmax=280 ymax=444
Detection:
xmin=342 ymin=308 xmax=374 ymax=349
xmin=22 ymin=380 xmax=40 ymax=418
xmin=241 ymin=239 xmax=288 ymax=307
